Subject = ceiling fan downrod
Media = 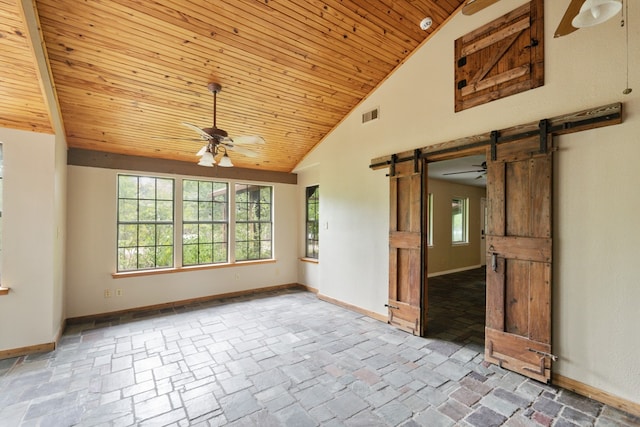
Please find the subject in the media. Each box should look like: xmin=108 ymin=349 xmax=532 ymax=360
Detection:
xmin=208 ymin=82 xmax=222 ymax=129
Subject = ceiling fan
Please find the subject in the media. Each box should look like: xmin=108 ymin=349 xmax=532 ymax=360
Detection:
xmin=443 ymin=161 xmax=487 ymax=180
xmin=182 ymin=82 xmax=264 ymax=167
xmin=461 ymin=0 xmax=622 ymax=38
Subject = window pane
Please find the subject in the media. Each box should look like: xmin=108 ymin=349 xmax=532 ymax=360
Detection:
xmin=139 ymin=177 xmax=156 ymax=199
xmin=119 ymin=199 xmax=138 ymax=222
xmin=117 ymin=175 xmax=175 ymax=272
xmin=213 ymin=201 xmax=227 ymax=221
xmin=139 ymin=224 xmax=156 ymax=246
xmin=137 ymin=247 xmax=156 ymax=268
xmin=156 ymin=178 xmax=174 ymax=200
xmin=199 ymin=224 xmax=213 ymax=243
xmin=157 ymin=224 xmax=173 ymax=246
xmin=118 ymin=247 xmax=137 ymax=271
xmin=183 ymin=244 xmax=198 ymax=266
xmin=183 ymin=201 xmax=198 ymax=222
xmin=198 ymin=181 xmax=213 ymax=201
xmin=452 ymin=198 xmax=467 ymax=244
xmin=199 ymin=201 xmax=213 ymax=221
xmin=156 ymin=246 xmax=173 ymax=268
xmin=183 ymin=180 xmax=199 ymax=200
xmin=118 ymin=224 xmax=137 ymax=247
xmin=118 ymin=176 xmax=138 ymax=198
xmin=139 ymin=199 xmax=156 ymax=221
xmin=182 ymin=179 xmax=229 ymax=266
xmin=305 ymin=185 xmax=319 ymax=259
xmin=235 ymin=184 xmax=273 ymax=261
xmin=213 ymin=243 xmax=228 ymax=263
xmin=198 ymin=244 xmax=213 ymax=264
xmin=157 ymin=200 xmax=173 ymax=221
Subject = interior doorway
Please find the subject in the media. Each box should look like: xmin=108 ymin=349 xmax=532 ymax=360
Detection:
xmin=425 ymin=154 xmax=487 ymax=346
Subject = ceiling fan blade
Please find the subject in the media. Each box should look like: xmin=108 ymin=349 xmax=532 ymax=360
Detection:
xmin=554 ymin=0 xmax=586 ymax=38
xmin=462 ymin=0 xmax=502 ymax=16
xmin=231 ymin=135 xmax=265 ymax=145
xmin=182 ymin=122 xmax=214 ymax=140
xmin=443 ymin=169 xmax=486 ymax=176
xmin=223 ymin=143 xmax=260 ymax=158
xmin=151 ymin=136 xmax=203 ymax=142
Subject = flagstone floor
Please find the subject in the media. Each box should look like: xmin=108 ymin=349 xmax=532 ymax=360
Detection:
xmin=1 ymin=269 xmax=638 ymax=426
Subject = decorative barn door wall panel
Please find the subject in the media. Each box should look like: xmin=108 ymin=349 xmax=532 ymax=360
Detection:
xmin=454 ymin=0 xmax=544 ymax=112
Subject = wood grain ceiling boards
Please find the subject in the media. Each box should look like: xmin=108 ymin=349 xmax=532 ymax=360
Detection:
xmin=7 ymin=0 xmax=466 ymax=172
xmin=0 ymin=0 xmax=53 ymax=133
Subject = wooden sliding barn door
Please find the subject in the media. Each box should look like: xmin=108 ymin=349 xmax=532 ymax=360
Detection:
xmin=485 ymin=133 xmax=555 ymax=383
xmin=388 ymin=157 xmax=427 ymax=336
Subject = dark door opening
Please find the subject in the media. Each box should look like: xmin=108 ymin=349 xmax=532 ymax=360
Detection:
xmin=425 ymin=154 xmax=487 ymax=347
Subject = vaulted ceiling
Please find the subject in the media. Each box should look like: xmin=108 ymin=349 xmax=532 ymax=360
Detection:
xmin=1 ymin=0 xmax=467 ymax=172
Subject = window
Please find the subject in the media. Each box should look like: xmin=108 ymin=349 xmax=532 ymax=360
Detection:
xmin=426 ymin=193 xmax=433 ymax=247
xmin=183 ymin=180 xmax=228 ymax=266
xmin=235 ymin=184 xmax=272 ymax=261
xmin=305 ymin=185 xmax=319 ymax=258
xmin=117 ymin=175 xmax=174 ymax=271
xmin=452 ymin=197 xmax=468 ymax=244
xmin=0 ymin=144 xmax=3 ymax=276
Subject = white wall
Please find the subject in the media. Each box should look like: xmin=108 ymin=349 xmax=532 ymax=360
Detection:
xmin=65 ymin=165 xmax=298 ymax=318
xmin=0 ymin=128 xmax=64 ymax=351
xmin=295 ymin=0 xmax=640 ymax=405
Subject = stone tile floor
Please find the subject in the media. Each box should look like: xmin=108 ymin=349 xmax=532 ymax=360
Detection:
xmin=1 ymin=271 xmax=639 ymax=426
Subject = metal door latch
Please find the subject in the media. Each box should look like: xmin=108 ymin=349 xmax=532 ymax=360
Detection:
xmin=489 ymin=245 xmax=498 ymax=272
xmin=527 ymin=348 xmax=558 ymax=361
xmin=385 ymin=303 xmax=399 ymax=310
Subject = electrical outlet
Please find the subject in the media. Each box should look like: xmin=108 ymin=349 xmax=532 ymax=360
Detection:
xmin=104 ymin=289 xmax=111 ymax=298
xmin=115 ymin=288 xmax=123 ymax=297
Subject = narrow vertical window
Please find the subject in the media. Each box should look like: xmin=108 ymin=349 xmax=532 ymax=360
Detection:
xmin=235 ymin=184 xmax=272 ymax=261
xmin=426 ymin=193 xmax=433 ymax=247
xmin=452 ymin=197 xmax=468 ymax=244
xmin=0 ymin=144 xmax=3 ymax=276
xmin=117 ymin=175 xmax=174 ymax=271
xmin=305 ymin=185 xmax=319 ymax=259
xmin=183 ymin=180 xmax=228 ymax=266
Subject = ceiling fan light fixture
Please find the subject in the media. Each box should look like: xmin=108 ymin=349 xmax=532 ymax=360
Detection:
xmin=197 ymin=150 xmax=215 ymax=167
xmin=572 ymin=0 xmax=622 ymax=28
xmin=218 ymin=152 xmax=234 ymax=168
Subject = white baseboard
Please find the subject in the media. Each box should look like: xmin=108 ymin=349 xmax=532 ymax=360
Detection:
xmin=428 ymin=264 xmax=483 ymax=278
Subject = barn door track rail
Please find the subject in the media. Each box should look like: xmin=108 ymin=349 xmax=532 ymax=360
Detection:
xmin=370 ymin=103 xmax=622 ymax=174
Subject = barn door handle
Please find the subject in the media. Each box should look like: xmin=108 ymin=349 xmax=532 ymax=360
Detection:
xmin=489 ymin=245 xmax=498 ymax=272
xmin=385 ymin=304 xmax=399 ymax=310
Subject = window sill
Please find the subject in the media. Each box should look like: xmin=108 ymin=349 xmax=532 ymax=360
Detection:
xmin=0 ymin=287 xmax=10 ymax=296
xmin=300 ymin=257 xmax=319 ymax=264
xmin=112 ymin=259 xmax=277 ymax=279
xmin=452 ymin=242 xmax=470 ymax=247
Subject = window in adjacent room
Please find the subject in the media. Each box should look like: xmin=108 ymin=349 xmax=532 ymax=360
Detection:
xmin=117 ymin=175 xmax=174 ymax=271
xmin=183 ymin=180 xmax=229 ymax=266
xmin=427 ymin=193 xmax=433 ymax=247
xmin=452 ymin=197 xmax=468 ymax=244
xmin=305 ymin=185 xmax=319 ymax=259
xmin=235 ymin=184 xmax=273 ymax=261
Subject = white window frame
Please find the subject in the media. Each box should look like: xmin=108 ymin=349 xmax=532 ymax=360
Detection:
xmin=451 ymin=197 xmax=469 ymax=245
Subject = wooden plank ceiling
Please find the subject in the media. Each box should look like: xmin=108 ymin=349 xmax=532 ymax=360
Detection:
xmin=1 ymin=0 xmax=465 ymax=172
xmin=0 ymin=0 xmax=53 ymax=133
